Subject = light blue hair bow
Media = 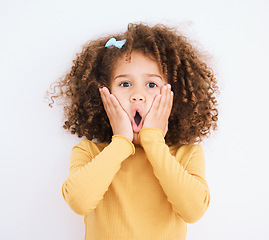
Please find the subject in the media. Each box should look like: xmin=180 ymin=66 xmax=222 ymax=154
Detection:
xmin=105 ymin=37 xmax=126 ymax=49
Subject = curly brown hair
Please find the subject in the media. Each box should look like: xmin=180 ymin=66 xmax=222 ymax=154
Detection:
xmin=47 ymin=23 xmax=218 ymax=145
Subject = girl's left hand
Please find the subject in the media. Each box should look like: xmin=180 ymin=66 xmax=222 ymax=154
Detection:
xmin=143 ymin=84 xmax=174 ymax=135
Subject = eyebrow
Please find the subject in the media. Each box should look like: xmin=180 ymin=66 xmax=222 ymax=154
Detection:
xmin=114 ymin=74 xmax=163 ymax=81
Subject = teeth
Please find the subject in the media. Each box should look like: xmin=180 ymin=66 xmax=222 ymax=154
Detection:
xmin=134 ymin=111 xmax=142 ymax=126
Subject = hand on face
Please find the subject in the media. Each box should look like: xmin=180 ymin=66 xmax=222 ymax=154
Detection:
xmin=99 ymin=87 xmax=133 ymax=142
xmin=100 ymin=84 xmax=173 ymax=144
xmin=143 ymin=84 xmax=173 ymax=135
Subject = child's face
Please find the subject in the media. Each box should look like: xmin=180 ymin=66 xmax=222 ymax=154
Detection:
xmin=110 ymin=51 xmax=167 ymax=143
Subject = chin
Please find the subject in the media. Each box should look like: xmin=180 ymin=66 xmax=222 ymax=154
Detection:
xmin=133 ymin=133 xmax=140 ymax=145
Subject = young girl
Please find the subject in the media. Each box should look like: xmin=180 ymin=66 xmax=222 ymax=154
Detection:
xmin=49 ymin=23 xmax=218 ymax=239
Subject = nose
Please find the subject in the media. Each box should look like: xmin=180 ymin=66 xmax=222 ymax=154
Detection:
xmin=130 ymin=93 xmax=145 ymax=103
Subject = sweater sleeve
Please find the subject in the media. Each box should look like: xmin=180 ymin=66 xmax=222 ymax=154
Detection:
xmin=139 ymin=128 xmax=210 ymax=223
xmin=62 ymin=136 xmax=135 ymax=216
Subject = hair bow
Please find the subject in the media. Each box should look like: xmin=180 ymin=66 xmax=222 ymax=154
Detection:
xmin=105 ymin=38 xmax=126 ymax=49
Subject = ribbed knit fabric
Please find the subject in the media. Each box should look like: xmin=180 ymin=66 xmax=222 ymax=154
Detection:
xmin=62 ymin=128 xmax=210 ymax=240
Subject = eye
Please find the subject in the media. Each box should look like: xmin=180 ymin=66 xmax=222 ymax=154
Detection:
xmin=120 ymin=82 xmax=131 ymax=87
xmin=146 ymin=82 xmax=158 ymax=88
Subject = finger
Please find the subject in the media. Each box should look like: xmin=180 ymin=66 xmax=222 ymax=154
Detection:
xmin=165 ymin=84 xmax=172 ymax=103
xmin=169 ymin=90 xmax=174 ymax=110
xmin=165 ymin=85 xmax=174 ymax=116
xmin=102 ymin=88 xmax=122 ymax=110
xmin=160 ymin=84 xmax=173 ymax=117
xmin=100 ymin=87 xmax=115 ymax=115
xmin=109 ymin=94 xmax=123 ymax=111
xmin=164 ymin=84 xmax=173 ymax=110
xmin=101 ymin=87 xmax=127 ymax=118
xmin=159 ymin=85 xmax=169 ymax=112
xmin=151 ymin=93 xmax=162 ymax=111
xmin=99 ymin=87 xmax=110 ymax=110
xmin=99 ymin=88 xmax=108 ymax=110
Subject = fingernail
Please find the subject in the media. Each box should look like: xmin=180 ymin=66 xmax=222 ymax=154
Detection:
xmin=167 ymin=84 xmax=171 ymax=89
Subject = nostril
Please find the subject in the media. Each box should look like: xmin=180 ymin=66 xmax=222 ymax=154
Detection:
xmin=131 ymin=96 xmax=144 ymax=102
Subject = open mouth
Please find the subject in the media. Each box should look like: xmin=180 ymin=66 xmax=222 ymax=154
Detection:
xmin=134 ymin=111 xmax=142 ymax=126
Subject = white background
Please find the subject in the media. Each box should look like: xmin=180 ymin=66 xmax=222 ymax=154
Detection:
xmin=1 ymin=0 xmax=269 ymax=239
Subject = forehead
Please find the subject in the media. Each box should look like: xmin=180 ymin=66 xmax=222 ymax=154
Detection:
xmin=112 ymin=51 xmax=163 ymax=78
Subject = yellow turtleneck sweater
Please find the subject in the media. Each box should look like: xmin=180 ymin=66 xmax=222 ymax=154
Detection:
xmin=62 ymin=128 xmax=210 ymax=239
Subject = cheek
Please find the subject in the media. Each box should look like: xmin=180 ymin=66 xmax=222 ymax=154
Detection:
xmin=113 ymin=93 xmax=129 ymax=110
xmin=147 ymin=86 xmax=163 ymax=104
xmin=145 ymin=92 xmax=159 ymax=109
xmin=149 ymin=89 xmax=161 ymax=100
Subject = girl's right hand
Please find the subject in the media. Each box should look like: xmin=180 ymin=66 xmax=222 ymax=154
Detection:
xmin=99 ymin=87 xmax=133 ymax=142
